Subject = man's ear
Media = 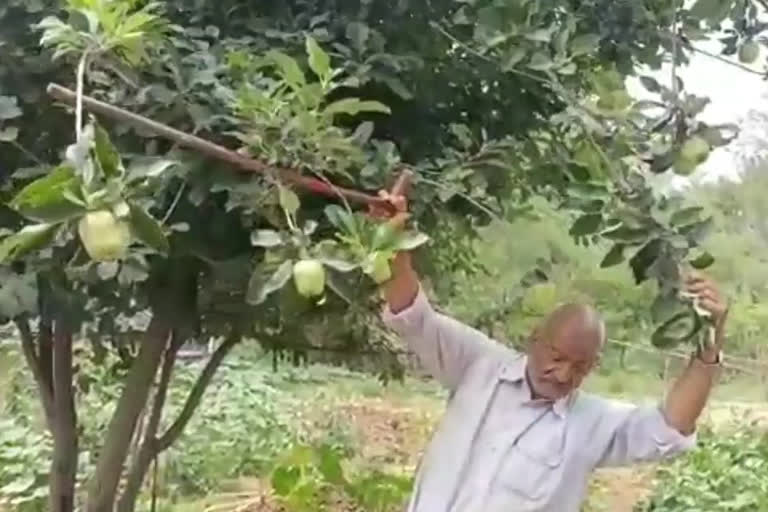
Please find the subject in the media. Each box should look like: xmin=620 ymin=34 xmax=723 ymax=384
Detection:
xmin=528 ymin=327 xmax=540 ymax=347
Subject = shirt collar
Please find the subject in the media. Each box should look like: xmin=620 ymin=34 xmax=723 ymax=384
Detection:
xmin=499 ymin=354 xmax=573 ymax=419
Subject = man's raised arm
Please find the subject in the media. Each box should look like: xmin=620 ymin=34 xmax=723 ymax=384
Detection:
xmin=595 ymin=272 xmax=728 ymax=468
xmin=374 ymin=193 xmax=495 ymax=392
xmin=382 ymin=251 xmax=494 ymax=391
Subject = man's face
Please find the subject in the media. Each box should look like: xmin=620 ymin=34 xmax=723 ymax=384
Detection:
xmin=526 ymin=322 xmax=600 ymax=400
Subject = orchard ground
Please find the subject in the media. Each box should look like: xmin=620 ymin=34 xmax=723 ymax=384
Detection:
xmin=98 ymin=345 xmax=767 ymax=512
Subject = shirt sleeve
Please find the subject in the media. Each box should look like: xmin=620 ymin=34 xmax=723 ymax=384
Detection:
xmin=594 ymin=399 xmax=697 ymax=468
xmin=382 ymin=287 xmax=495 ymax=391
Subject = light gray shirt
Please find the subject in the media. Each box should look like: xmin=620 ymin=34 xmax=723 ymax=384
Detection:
xmin=383 ymin=289 xmax=696 ymax=512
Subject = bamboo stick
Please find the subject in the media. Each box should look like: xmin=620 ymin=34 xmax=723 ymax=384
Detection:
xmin=46 ymin=83 xmax=406 ymax=210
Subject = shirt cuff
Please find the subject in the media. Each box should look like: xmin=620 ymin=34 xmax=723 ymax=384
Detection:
xmin=653 ymin=405 xmax=697 ymax=453
xmin=382 ymin=286 xmax=432 ymax=332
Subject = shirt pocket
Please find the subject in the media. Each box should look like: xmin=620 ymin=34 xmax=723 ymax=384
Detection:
xmin=493 ymin=423 xmax=565 ymax=502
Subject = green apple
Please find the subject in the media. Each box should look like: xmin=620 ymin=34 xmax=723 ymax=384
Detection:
xmin=78 ymin=210 xmax=131 ymax=262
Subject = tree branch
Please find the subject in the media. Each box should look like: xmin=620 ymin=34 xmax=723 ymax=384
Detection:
xmin=156 ymin=332 xmax=240 ymax=452
xmin=14 ymin=317 xmax=54 ymax=430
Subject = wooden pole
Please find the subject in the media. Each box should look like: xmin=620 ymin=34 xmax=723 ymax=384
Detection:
xmin=46 ymin=83 xmax=405 ymax=210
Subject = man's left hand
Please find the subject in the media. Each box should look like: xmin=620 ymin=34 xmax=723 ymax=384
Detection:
xmin=684 ymin=271 xmax=728 ymax=357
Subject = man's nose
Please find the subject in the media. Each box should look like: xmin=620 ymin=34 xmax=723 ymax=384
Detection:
xmin=553 ymin=364 xmax=573 ymax=384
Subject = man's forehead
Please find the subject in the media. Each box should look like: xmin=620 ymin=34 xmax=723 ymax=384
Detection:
xmin=541 ymin=303 xmax=605 ymax=352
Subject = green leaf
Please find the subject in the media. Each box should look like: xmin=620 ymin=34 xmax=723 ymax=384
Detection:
xmin=395 ymin=232 xmax=430 ymax=251
xmin=271 ymin=465 xmax=301 ymax=496
xmin=0 ymin=223 xmax=60 ymax=263
xmin=346 ymin=21 xmax=370 ymax=52
xmin=639 ymin=76 xmax=661 ymax=93
xmin=600 ymin=244 xmax=625 ymax=268
xmin=651 ymin=292 xmax=684 ymax=323
xmin=93 ymin=123 xmax=122 ymax=178
xmin=629 ymin=239 xmax=663 ymax=284
xmin=9 ymin=165 xmax=86 ymax=222
xmin=689 ymin=251 xmax=715 ymax=269
xmin=247 ymin=260 xmax=293 ymax=305
xmin=570 ymin=33 xmax=601 ymax=56
xmin=278 ymin=185 xmax=300 ymax=216
xmin=371 ymin=223 xmax=399 ymax=251
xmin=525 ymin=28 xmax=553 ymax=43
xmin=651 ymin=310 xmax=701 ymax=348
xmin=501 ymin=47 xmax=527 ymax=70
xmin=670 ymin=206 xmax=704 ymax=226
xmin=306 ymin=36 xmax=331 ymax=82
xmin=118 ymin=258 xmax=149 ymax=285
xmin=126 ymin=159 xmax=178 ymax=182
xmin=324 ymin=98 xmax=391 ymax=117
xmin=0 ymin=271 xmax=38 ymax=318
xmin=97 ymin=261 xmax=119 ymax=280
xmin=266 ymin=50 xmax=306 ymax=88
xmin=378 ymin=75 xmax=413 ymax=100
xmin=689 ymin=0 xmax=729 ymax=21
xmin=678 ymin=217 xmax=713 ymax=244
xmin=569 ymin=214 xmax=602 ymax=236
xmin=0 ymin=96 xmax=22 ymax=120
xmin=317 ymin=445 xmax=345 ymax=485
xmin=602 ymin=225 xmax=650 ymax=245
xmin=251 ymin=230 xmax=284 ymax=248
xmin=324 ymin=205 xmax=346 ymax=229
xmin=0 ymin=126 xmax=19 ymax=142
xmin=527 ymin=52 xmax=553 ymax=71
xmin=128 ymin=203 xmax=169 ymax=255
xmin=0 ymin=475 xmax=35 ymax=494
xmin=316 ymin=257 xmax=357 ymax=272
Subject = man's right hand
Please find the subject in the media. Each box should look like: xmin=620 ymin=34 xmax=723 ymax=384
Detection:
xmin=368 ymin=189 xmax=409 ymax=228
xmin=369 ymin=190 xmax=420 ymax=313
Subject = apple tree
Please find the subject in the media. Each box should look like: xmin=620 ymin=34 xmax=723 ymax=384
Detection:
xmin=1 ymin=0 xmax=767 ymax=511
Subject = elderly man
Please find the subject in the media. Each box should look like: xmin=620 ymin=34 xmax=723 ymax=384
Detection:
xmin=375 ymin=192 xmax=729 ymax=512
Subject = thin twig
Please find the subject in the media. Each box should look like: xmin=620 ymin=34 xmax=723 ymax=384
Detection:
xmin=415 ymin=175 xmax=503 ymax=221
xmin=10 ymin=140 xmax=45 ymax=166
xmin=161 ymin=182 xmax=185 ymax=224
xmin=659 ymin=30 xmax=765 ymax=77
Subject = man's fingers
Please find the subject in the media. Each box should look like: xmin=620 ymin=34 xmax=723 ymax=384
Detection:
xmin=697 ymin=298 xmax=726 ymax=316
xmin=391 ymin=195 xmax=407 ymax=213
xmin=685 ymin=278 xmax=716 ymax=295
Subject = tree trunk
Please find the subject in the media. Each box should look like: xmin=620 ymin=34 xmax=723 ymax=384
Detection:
xmin=116 ymin=333 xmax=182 ymax=512
xmin=14 ymin=317 xmax=54 ymax=430
xmin=116 ymin=332 xmax=240 ymax=512
xmin=85 ymin=315 xmax=171 ymax=512
xmin=156 ymin=332 xmax=239 ymax=452
xmin=50 ymin=322 xmax=78 ymax=512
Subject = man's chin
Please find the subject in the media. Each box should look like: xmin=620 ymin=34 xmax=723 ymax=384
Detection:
xmin=534 ymin=382 xmax=570 ymax=400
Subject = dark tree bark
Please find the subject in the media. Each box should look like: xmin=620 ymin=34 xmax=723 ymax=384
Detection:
xmin=116 ymin=331 xmax=240 ymax=512
xmin=50 ymin=321 xmax=78 ymax=512
xmin=85 ymin=315 xmax=172 ymax=512
xmin=14 ymin=317 xmax=54 ymax=430
xmin=16 ymin=309 xmax=79 ymax=512
xmin=156 ymin=332 xmax=239 ymax=452
xmin=116 ymin=333 xmax=183 ymax=512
